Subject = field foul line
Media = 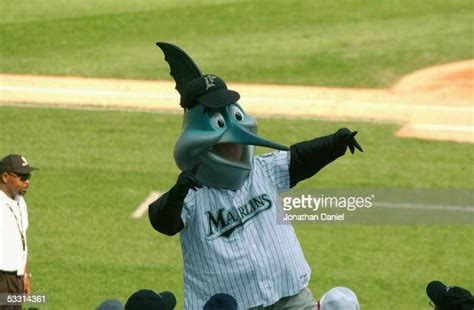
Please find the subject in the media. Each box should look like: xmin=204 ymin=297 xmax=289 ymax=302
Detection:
xmin=131 ymin=191 xmax=162 ymax=219
xmin=375 ymin=202 xmax=474 ymax=213
xmin=131 ymin=195 xmax=473 ymax=219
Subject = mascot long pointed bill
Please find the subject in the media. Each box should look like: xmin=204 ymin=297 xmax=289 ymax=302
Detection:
xmin=156 ymin=42 xmax=288 ymax=190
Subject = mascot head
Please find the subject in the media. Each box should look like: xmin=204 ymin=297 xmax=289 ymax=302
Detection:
xmin=157 ymin=42 xmax=288 ymax=190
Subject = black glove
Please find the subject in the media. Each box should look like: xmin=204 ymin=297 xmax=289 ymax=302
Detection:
xmin=289 ymin=128 xmax=363 ymax=187
xmin=148 ymin=166 xmax=202 ymax=236
xmin=171 ymin=168 xmax=202 ymax=199
xmin=332 ymin=127 xmax=363 ymax=156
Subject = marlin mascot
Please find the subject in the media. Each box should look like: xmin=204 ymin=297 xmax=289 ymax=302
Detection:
xmin=148 ymin=42 xmax=363 ymax=309
xmin=156 ymin=42 xmax=289 ymax=190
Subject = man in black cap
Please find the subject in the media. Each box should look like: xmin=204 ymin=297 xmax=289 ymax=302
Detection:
xmin=203 ymin=293 xmax=238 ymax=310
xmin=427 ymin=280 xmax=474 ymax=310
xmin=124 ymin=289 xmax=176 ymax=310
xmin=0 ymin=154 xmax=37 ymax=310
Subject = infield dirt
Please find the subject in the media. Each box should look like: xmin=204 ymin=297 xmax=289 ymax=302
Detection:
xmin=1 ymin=60 xmax=472 ymax=143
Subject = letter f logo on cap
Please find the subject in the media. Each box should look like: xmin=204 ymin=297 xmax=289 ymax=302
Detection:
xmin=205 ymin=75 xmax=217 ymax=90
xmin=21 ymin=156 xmax=29 ymax=166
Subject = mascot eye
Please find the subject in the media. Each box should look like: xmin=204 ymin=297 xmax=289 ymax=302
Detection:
xmin=211 ymin=112 xmax=226 ymax=129
xmin=229 ymin=105 xmax=245 ymax=122
xmin=235 ymin=112 xmax=243 ymax=121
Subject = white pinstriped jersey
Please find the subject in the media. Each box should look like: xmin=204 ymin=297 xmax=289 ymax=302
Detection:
xmin=180 ymin=151 xmax=311 ymax=309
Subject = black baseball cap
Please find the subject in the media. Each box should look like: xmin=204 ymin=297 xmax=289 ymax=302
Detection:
xmin=125 ymin=290 xmax=176 ymax=310
xmin=0 ymin=154 xmax=38 ymax=174
xmin=180 ymin=74 xmax=240 ymax=109
xmin=203 ymin=293 xmax=238 ymax=310
xmin=427 ymin=280 xmax=474 ymax=310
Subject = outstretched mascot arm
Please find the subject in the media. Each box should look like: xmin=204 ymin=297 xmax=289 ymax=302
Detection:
xmin=289 ymin=128 xmax=363 ymax=188
xmin=148 ymin=170 xmax=202 ymax=236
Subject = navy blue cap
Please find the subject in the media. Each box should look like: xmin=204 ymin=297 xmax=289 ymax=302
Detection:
xmin=204 ymin=293 xmax=238 ymax=310
xmin=96 ymin=299 xmax=123 ymax=310
xmin=427 ymin=281 xmax=474 ymax=310
xmin=125 ymin=290 xmax=176 ymax=310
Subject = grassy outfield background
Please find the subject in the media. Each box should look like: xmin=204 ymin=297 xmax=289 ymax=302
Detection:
xmin=1 ymin=0 xmax=473 ymax=87
xmin=0 ymin=107 xmax=472 ymax=309
xmin=1 ymin=0 xmax=473 ymax=309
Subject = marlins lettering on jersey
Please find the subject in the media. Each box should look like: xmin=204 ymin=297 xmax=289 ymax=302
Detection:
xmin=206 ymin=193 xmax=272 ymax=239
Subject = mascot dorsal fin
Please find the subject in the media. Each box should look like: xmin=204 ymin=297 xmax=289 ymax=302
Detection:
xmin=156 ymin=42 xmax=203 ymax=95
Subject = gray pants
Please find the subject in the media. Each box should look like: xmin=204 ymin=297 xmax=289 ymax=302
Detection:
xmin=249 ymin=287 xmax=317 ymax=310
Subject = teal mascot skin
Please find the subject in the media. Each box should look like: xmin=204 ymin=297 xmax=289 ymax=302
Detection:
xmin=157 ymin=42 xmax=288 ymax=190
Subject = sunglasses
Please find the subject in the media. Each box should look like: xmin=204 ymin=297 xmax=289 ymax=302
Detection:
xmin=9 ymin=172 xmax=31 ymax=181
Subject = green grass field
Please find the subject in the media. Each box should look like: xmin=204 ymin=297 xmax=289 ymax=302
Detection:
xmin=1 ymin=0 xmax=474 ymax=309
xmin=1 ymin=0 xmax=473 ymax=87
xmin=0 ymin=106 xmax=473 ymax=309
